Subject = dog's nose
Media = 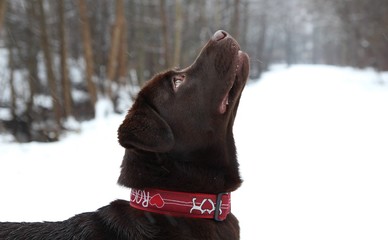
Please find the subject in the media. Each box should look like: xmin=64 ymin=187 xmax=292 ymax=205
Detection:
xmin=213 ymin=30 xmax=228 ymax=41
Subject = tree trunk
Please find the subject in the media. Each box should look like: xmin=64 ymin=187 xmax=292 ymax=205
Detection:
xmin=214 ymin=0 xmax=222 ymax=30
xmin=173 ymin=0 xmax=183 ymax=67
xmin=106 ymin=0 xmax=125 ymax=98
xmin=241 ymin=0 xmax=249 ymax=49
xmin=58 ymin=0 xmax=73 ymax=118
xmin=136 ymin=2 xmax=146 ymax=86
xmin=159 ymin=0 xmax=170 ymax=68
xmin=8 ymin=48 xmax=16 ymax=120
xmin=117 ymin=18 xmax=128 ymax=83
xmin=37 ymin=0 xmax=62 ymax=132
xmin=0 ymin=0 xmax=7 ymax=32
xmin=231 ymin=0 xmax=240 ymax=40
xmin=77 ymin=0 xmax=97 ymax=106
xmin=256 ymin=4 xmax=267 ymax=78
xmin=26 ymin=1 xmax=39 ymax=141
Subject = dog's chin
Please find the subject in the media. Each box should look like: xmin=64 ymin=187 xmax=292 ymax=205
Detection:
xmin=219 ymin=50 xmax=249 ymax=114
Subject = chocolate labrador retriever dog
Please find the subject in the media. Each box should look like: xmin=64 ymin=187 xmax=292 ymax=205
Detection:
xmin=0 ymin=30 xmax=249 ymax=240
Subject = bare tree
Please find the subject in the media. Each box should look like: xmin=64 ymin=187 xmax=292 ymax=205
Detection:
xmin=134 ymin=1 xmax=146 ymax=86
xmin=77 ymin=0 xmax=97 ymax=106
xmin=231 ymin=0 xmax=240 ymax=40
xmin=117 ymin=14 xmax=128 ymax=84
xmin=173 ymin=0 xmax=183 ymax=67
xmin=37 ymin=0 xmax=62 ymax=134
xmin=7 ymin=38 xmax=16 ymax=121
xmin=26 ymin=1 xmax=39 ymax=140
xmin=0 ymin=0 xmax=7 ymax=32
xmin=256 ymin=0 xmax=268 ymax=77
xmin=58 ymin=0 xmax=73 ymax=118
xmin=159 ymin=0 xmax=171 ymax=68
xmin=106 ymin=0 xmax=126 ymax=98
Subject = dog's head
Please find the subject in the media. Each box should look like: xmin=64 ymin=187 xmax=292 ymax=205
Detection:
xmin=118 ymin=30 xmax=249 ymax=154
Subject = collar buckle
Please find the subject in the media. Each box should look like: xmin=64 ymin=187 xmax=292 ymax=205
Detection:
xmin=214 ymin=192 xmax=229 ymax=221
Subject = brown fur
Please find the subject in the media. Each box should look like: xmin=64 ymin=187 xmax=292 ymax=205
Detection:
xmin=0 ymin=30 xmax=249 ymax=240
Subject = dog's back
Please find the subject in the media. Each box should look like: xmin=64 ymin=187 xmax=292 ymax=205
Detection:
xmin=1 ymin=200 xmax=240 ymax=240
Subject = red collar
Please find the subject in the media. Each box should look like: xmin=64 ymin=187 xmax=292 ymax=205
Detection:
xmin=129 ymin=188 xmax=231 ymax=221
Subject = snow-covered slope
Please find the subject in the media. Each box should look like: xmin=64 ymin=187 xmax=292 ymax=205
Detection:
xmin=1 ymin=65 xmax=388 ymax=240
xmin=234 ymin=65 xmax=388 ymax=240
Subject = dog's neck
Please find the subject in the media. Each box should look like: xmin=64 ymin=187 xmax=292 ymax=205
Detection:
xmin=118 ymin=142 xmax=242 ymax=194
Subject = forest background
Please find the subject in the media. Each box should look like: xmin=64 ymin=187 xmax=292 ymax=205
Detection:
xmin=0 ymin=0 xmax=387 ymax=142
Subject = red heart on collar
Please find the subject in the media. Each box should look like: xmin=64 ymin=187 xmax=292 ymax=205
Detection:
xmin=149 ymin=194 xmax=165 ymax=208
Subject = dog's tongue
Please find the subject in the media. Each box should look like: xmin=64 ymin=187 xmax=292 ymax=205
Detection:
xmin=219 ymin=93 xmax=229 ymax=114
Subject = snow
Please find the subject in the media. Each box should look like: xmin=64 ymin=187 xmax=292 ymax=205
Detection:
xmin=1 ymin=65 xmax=388 ymax=239
xmin=0 ymin=108 xmax=11 ymax=121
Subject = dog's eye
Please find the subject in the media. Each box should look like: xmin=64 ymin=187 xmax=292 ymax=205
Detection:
xmin=172 ymin=75 xmax=185 ymax=90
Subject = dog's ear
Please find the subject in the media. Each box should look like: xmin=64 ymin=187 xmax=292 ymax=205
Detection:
xmin=118 ymin=102 xmax=175 ymax=152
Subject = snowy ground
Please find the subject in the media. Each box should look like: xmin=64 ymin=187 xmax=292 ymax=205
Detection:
xmin=1 ymin=65 xmax=388 ymax=240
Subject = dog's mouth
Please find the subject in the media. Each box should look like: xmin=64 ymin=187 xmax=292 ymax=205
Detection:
xmin=219 ymin=50 xmax=249 ymax=114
